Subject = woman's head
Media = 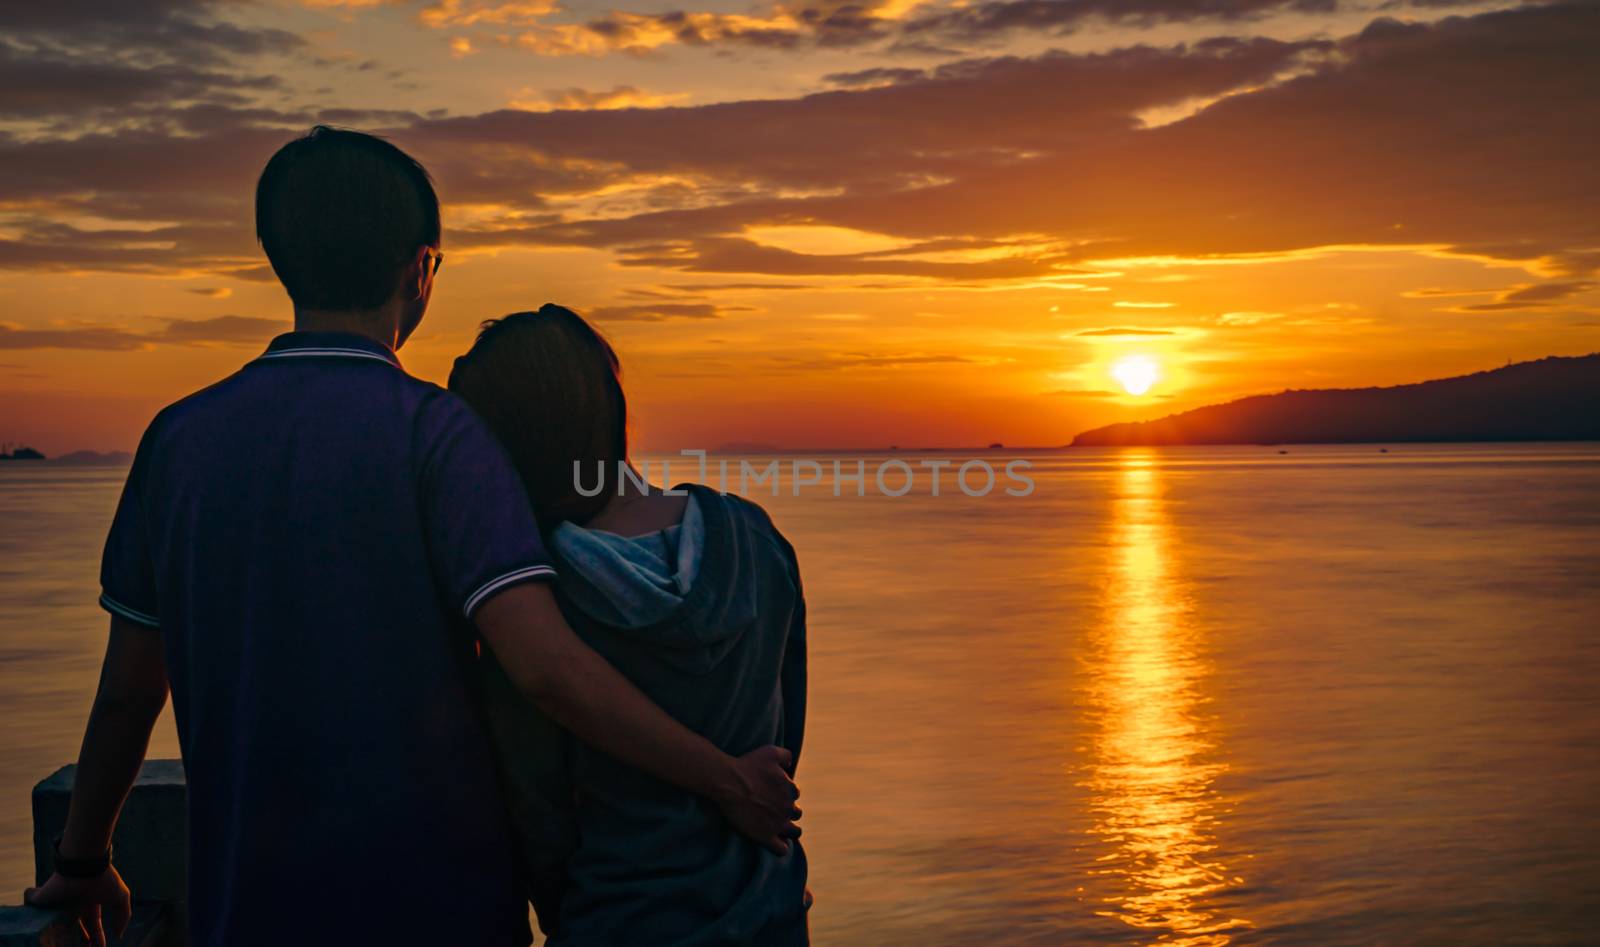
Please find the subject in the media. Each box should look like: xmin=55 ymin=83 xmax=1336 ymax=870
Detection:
xmin=449 ymin=304 xmax=627 ymax=528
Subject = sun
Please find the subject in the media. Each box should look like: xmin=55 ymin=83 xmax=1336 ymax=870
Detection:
xmin=1111 ymin=356 xmax=1161 ymax=396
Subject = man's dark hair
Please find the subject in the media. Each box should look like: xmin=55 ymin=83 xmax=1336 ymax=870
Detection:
xmin=255 ymin=126 xmax=441 ymax=311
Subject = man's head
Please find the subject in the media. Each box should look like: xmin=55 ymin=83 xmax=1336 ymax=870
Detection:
xmin=256 ymin=126 xmax=441 ymax=346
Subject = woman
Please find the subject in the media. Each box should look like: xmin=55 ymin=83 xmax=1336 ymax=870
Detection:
xmin=449 ymin=304 xmax=810 ymax=946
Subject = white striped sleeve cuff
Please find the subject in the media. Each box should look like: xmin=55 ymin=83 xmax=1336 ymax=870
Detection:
xmin=100 ymin=592 xmax=160 ymax=628
xmin=463 ymin=565 xmax=558 ymax=619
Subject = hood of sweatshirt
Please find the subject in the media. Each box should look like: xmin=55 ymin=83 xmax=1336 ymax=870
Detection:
xmin=550 ymin=485 xmax=759 ymax=672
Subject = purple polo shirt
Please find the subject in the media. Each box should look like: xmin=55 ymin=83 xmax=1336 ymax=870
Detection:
xmin=99 ymin=331 xmax=551 ymax=947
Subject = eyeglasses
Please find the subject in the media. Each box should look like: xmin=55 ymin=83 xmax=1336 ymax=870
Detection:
xmin=428 ymin=248 xmax=445 ymax=276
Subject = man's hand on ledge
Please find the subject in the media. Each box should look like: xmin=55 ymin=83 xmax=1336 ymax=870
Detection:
xmin=24 ymin=866 xmax=131 ymax=947
xmin=716 ymin=746 xmax=803 ymax=856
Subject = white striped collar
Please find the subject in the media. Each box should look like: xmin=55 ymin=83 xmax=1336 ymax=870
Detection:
xmin=256 ymin=347 xmax=398 ymax=366
xmin=255 ymin=333 xmax=402 ymax=368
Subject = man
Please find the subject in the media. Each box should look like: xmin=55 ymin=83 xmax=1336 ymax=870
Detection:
xmin=25 ymin=127 xmax=800 ymax=947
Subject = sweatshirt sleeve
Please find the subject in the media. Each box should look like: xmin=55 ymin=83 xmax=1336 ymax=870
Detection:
xmin=477 ymin=652 xmax=578 ymax=933
xmin=776 ymin=531 xmax=807 ymax=770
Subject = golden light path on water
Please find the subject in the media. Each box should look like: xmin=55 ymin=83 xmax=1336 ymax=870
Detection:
xmin=1081 ymin=452 xmax=1250 ymax=944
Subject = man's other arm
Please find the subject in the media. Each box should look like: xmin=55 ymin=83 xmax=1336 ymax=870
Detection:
xmin=475 ymin=583 xmax=801 ymax=854
xmin=25 ymin=617 xmax=169 ymax=946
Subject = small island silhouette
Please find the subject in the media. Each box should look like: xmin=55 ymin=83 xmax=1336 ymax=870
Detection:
xmin=0 ymin=443 xmax=46 ymax=461
xmin=1071 ymin=354 xmax=1600 ymax=446
xmin=0 ymin=446 xmax=138 ymax=465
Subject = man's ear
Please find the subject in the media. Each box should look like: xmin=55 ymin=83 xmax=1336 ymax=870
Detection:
xmin=406 ymin=245 xmax=433 ymax=301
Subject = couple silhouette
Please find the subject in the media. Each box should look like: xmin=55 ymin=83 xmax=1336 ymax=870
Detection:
xmin=26 ymin=126 xmax=810 ymax=947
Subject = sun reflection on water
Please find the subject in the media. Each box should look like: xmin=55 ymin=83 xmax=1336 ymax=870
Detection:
xmin=1080 ymin=452 xmax=1249 ymax=944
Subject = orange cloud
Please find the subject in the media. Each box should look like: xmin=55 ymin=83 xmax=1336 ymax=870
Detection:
xmin=512 ymin=9 xmax=804 ymax=56
xmin=1452 ymin=280 xmax=1598 ymax=312
xmin=3 ymin=4 xmax=1595 ymax=291
xmin=419 ymin=0 xmax=561 ymax=27
xmin=0 ymin=316 xmax=280 ymax=350
xmin=587 ymin=302 xmax=751 ymax=321
xmin=510 ymin=85 xmax=689 ymax=111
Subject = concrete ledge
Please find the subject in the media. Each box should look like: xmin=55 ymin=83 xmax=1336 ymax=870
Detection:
xmin=31 ymin=761 xmax=187 ymax=904
xmin=0 ymin=906 xmax=62 ymax=947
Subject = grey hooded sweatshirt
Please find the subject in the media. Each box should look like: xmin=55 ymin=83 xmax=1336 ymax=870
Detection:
xmin=478 ymin=484 xmax=809 ymax=946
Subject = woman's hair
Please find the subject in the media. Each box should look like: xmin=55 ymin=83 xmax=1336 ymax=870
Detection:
xmin=448 ymin=304 xmax=627 ymax=529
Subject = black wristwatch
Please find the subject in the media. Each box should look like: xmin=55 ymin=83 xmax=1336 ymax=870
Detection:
xmin=52 ymin=835 xmax=112 ymax=879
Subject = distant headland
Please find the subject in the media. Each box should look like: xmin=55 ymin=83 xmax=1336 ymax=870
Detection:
xmin=1071 ymin=354 xmax=1600 ymax=447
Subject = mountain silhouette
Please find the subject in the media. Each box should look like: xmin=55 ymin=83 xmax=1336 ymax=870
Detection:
xmin=1071 ymin=354 xmax=1600 ymax=446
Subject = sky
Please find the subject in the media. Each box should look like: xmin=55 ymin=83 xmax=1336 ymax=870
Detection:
xmin=1 ymin=0 xmax=1596 ymax=453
